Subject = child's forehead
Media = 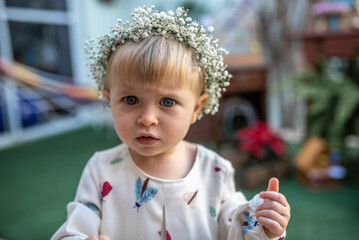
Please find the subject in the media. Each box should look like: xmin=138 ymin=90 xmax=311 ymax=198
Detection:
xmin=117 ymin=77 xmax=188 ymax=90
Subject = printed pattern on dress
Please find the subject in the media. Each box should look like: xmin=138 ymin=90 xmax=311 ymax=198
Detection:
xmin=110 ymin=157 xmax=124 ymax=165
xmin=209 ymin=206 xmax=217 ymax=217
xmin=241 ymin=211 xmax=259 ymax=235
xmin=158 ymin=230 xmax=172 ymax=240
xmin=101 ymin=181 xmax=113 ymax=202
xmin=80 ymin=201 xmax=100 ymax=212
xmin=183 ymin=189 xmax=198 ymax=209
xmin=133 ymin=177 xmax=158 ymax=211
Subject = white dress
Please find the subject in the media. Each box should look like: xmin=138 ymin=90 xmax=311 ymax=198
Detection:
xmin=52 ymin=144 xmax=285 ymax=240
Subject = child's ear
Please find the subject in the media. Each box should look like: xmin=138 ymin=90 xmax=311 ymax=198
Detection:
xmin=104 ymin=89 xmax=111 ymax=102
xmin=191 ymin=93 xmax=208 ymax=124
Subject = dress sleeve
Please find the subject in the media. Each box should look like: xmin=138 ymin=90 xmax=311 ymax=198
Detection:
xmin=51 ymin=153 xmax=102 ymax=240
xmin=218 ymin=167 xmax=285 ymax=240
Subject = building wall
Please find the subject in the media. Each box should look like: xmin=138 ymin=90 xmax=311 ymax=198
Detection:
xmin=77 ymin=0 xmax=232 ymax=81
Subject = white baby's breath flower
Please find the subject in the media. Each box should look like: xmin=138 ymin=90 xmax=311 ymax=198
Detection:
xmin=179 ymin=18 xmax=185 ymax=25
xmin=142 ymin=32 xmax=149 ymax=38
xmin=176 ymin=7 xmax=182 ymax=16
xmin=170 ymin=24 xmax=177 ymax=31
xmin=190 ymin=42 xmax=197 ymax=48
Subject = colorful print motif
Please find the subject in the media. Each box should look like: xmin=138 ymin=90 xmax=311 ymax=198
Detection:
xmin=158 ymin=230 xmax=172 ymax=240
xmin=209 ymin=206 xmax=217 ymax=217
xmin=241 ymin=211 xmax=259 ymax=235
xmin=183 ymin=190 xmax=198 ymax=209
xmin=110 ymin=157 xmax=123 ymax=165
xmin=80 ymin=202 xmax=100 ymax=212
xmin=133 ymin=177 xmax=158 ymax=211
xmin=101 ymin=181 xmax=112 ymax=201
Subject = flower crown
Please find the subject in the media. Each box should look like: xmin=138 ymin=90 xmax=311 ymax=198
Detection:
xmin=84 ymin=5 xmax=232 ymax=117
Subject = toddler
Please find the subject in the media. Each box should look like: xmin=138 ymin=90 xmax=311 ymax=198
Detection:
xmin=52 ymin=6 xmax=290 ymax=240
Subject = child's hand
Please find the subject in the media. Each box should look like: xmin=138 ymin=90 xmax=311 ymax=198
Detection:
xmin=256 ymin=178 xmax=290 ymax=238
xmin=86 ymin=235 xmax=111 ymax=240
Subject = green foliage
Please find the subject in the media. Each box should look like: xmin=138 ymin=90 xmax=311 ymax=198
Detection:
xmin=290 ymin=58 xmax=359 ymax=150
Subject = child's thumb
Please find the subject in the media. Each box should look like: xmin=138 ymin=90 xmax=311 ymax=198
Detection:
xmin=267 ymin=177 xmax=279 ymax=192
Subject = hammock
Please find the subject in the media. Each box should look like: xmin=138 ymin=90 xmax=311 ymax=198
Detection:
xmin=0 ymin=58 xmax=99 ymax=101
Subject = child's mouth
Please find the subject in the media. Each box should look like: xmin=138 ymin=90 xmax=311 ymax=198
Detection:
xmin=136 ymin=136 xmax=159 ymax=145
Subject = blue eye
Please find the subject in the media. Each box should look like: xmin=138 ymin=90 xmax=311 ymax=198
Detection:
xmin=161 ymin=98 xmax=175 ymax=107
xmin=124 ymin=96 xmax=138 ymax=105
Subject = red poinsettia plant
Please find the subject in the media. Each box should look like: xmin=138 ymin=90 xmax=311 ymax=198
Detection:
xmin=237 ymin=121 xmax=286 ymax=161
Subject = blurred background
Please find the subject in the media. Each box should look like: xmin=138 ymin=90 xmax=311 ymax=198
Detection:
xmin=0 ymin=0 xmax=359 ymax=239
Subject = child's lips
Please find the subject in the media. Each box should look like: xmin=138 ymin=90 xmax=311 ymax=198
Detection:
xmin=136 ymin=135 xmax=159 ymax=145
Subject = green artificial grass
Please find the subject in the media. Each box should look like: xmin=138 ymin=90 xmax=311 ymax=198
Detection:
xmin=0 ymin=126 xmax=121 ymax=240
xmin=0 ymin=126 xmax=358 ymax=240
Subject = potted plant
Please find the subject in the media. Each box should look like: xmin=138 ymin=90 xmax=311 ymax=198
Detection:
xmin=233 ymin=121 xmax=288 ymax=188
xmin=290 ymin=57 xmax=359 ymax=187
xmin=290 ymin=57 xmax=359 ymax=153
xmin=237 ymin=121 xmax=286 ymax=163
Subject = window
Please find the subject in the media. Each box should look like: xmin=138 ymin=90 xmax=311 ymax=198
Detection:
xmin=0 ymin=0 xmax=84 ymax=147
xmin=5 ymin=0 xmax=67 ymax=10
xmin=9 ymin=21 xmax=73 ymax=77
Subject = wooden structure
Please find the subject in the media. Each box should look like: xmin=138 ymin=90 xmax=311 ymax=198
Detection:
xmin=185 ymin=55 xmax=267 ymax=144
xmin=301 ymin=30 xmax=359 ymax=66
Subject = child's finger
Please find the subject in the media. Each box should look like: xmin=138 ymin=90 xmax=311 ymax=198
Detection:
xmin=256 ymin=209 xmax=287 ymax=229
xmin=257 ymin=216 xmax=284 ymax=237
xmin=257 ymin=200 xmax=287 ymax=215
xmin=267 ymin=177 xmax=279 ymax=192
xmin=98 ymin=236 xmax=111 ymax=240
xmin=260 ymin=192 xmax=288 ymax=206
xmin=86 ymin=237 xmax=99 ymax=240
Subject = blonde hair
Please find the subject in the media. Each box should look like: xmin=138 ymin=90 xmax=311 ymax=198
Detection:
xmin=105 ymin=36 xmax=205 ymax=96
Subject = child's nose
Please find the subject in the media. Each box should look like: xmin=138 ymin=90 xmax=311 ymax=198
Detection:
xmin=137 ymin=106 xmax=158 ymax=127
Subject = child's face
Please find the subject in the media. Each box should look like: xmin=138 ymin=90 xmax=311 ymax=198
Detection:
xmin=105 ymin=78 xmax=207 ymax=158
